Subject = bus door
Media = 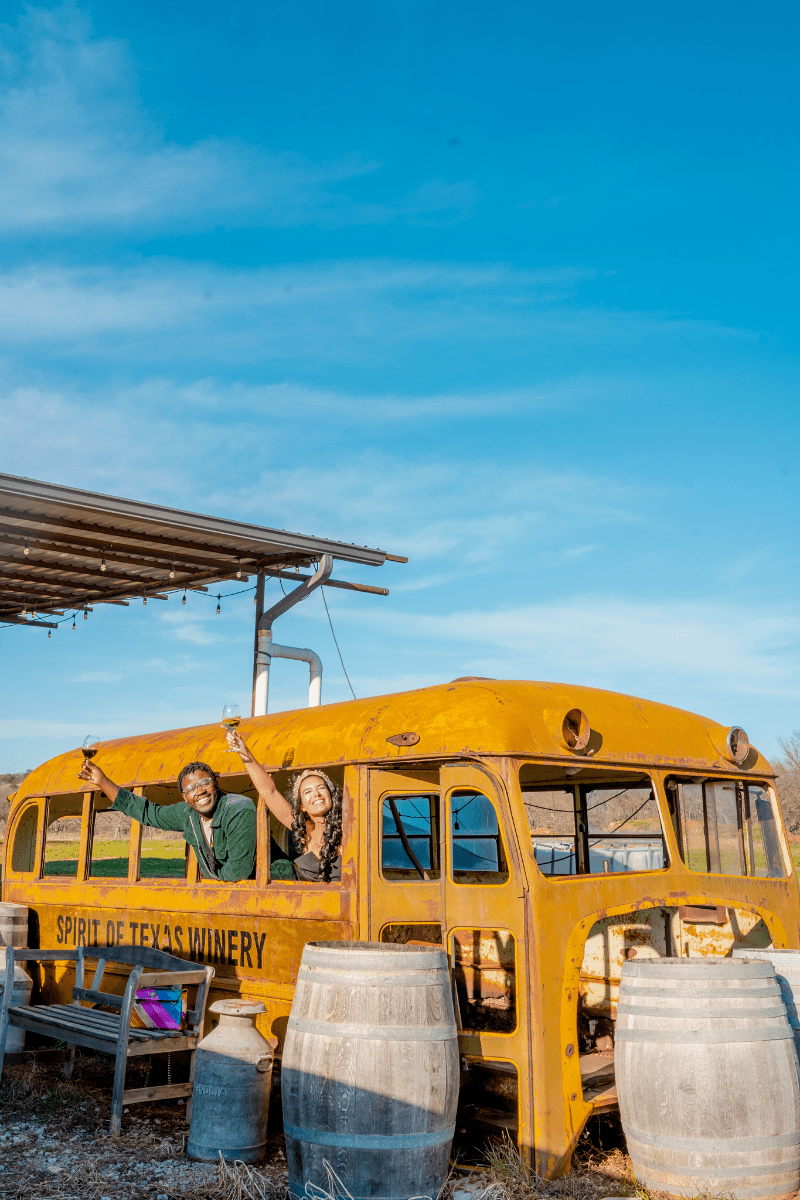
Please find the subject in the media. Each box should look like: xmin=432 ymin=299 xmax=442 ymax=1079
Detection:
xmin=440 ymin=761 xmax=533 ymax=1162
xmin=368 ymin=767 xmax=442 ymax=944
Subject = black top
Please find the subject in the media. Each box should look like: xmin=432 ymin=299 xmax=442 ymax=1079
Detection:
xmin=293 ymin=852 xmax=342 ymax=882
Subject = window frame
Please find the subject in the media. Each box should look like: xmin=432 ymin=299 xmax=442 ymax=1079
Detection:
xmin=449 ymin=788 xmax=510 ymax=887
xmin=667 ymin=775 xmax=788 ymax=879
xmin=379 ymin=790 xmax=441 ymax=882
xmin=518 ymin=768 xmax=668 ymax=880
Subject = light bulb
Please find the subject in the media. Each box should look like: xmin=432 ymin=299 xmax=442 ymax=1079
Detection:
xmin=84 ymin=609 xmax=88 ymax=621
xmin=100 ymin=551 xmax=106 ymax=572
xmin=236 ymin=559 xmax=241 ymax=579
xmin=143 ymin=595 xmax=147 ymax=606
xmin=170 ymin=562 xmax=175 ymax=579
xmin=24 ymin=538 xmax=29 ymax=555
xmin=72 ymin=618 xmax=76 ymax=630
xmin=47 ymin=630 xmax=51 ymax=639
xmin=216 ymin=595 xmax=221 ymax=615
xmin=182 ymin=592 xmax=186 ymax=606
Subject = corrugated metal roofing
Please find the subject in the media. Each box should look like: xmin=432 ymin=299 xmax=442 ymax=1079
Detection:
xmin=0 ymin=473 xmax=401 ymax=627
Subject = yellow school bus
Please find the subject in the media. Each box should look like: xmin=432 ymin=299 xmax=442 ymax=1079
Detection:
xmin=2 ymin=678 xmax=798 ymax=1177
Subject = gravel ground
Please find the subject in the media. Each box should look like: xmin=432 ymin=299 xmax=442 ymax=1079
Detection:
xmin=0 ymin=1053 xmax=636 ymax=1200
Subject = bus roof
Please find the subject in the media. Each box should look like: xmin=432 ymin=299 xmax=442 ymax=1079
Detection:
xmin=14 ymin=680 xmax=771 ymax=802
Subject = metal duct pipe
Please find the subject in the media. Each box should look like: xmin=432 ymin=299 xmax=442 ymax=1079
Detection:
xmin=251 ymin=556 xmax=332 ymax=716
xmin=253 ymin=629 xmax=322 ymax=715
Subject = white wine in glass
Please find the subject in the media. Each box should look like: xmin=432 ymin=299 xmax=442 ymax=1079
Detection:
xmin=222 ymin=705 xmax=241 ymax=750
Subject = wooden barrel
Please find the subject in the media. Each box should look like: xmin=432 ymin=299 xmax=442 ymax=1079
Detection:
xmin=616 ymin=957 xmax=800 ymax=1199
xmin=0 ymin=903 xmax=28 ymax=948
xmin=734 ymin=949 xmax=800 ymax=1058
xmin=282 ymin=941 xmax=459 ymax=1200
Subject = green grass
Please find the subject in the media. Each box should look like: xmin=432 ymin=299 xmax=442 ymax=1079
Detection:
xmin=42 ymin=838 xmax=186 ymax=879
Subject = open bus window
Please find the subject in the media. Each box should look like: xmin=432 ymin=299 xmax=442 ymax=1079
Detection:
xmin=11 ymin=804 xmax=39 ymax=874
xmin=450 ymin=791 xmax=509 ymax=885
xmin=452 ymin=928 xmax=516 ymax=1034
xmin=91 ymin=808 xmax=131 ymax=878
xmin=669 ymin=778 xmax=785 ymax=877
xmin=520 ymin=770 xmax=665 ymax=876
xmin=381 ymin=794 xmax=440 ymax=880
xmin=134 ymin=783 xmax=192 ymax=880
xmin=43 ymin=795 xmax=83 ymax=877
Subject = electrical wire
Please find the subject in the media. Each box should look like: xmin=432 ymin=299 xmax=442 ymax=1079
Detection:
xmin=1 ymin=583 xmax=259 ymax=631
xmin=321 ymin=587 xmax=356 ymax=700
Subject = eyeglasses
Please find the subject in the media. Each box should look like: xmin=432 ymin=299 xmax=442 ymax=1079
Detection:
xmin=182 ymin=777 xmax=214 ymax=796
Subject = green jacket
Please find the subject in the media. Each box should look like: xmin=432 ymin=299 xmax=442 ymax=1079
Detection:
xmin=111 ymin=787 xmax=256 ymax=882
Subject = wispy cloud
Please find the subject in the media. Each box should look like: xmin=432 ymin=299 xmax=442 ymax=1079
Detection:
xmin=349 ymin=597 xmax=800 ymax=695
xmin=0 ymin=7 xmax=476 ymax=233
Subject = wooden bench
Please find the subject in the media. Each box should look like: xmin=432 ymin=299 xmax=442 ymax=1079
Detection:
xmin=0 ymin=945 xmax=214 ymax=1134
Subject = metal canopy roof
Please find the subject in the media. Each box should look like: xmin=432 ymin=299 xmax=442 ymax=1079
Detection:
xmin=0 ymin=473 xmax=403 ymax=628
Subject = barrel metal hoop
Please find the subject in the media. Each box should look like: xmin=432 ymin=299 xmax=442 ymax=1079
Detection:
xmin=630 ymin=1156 xmax=800 ymax=1179
xmin=616 ymin=1026 xmax=794 ymax=1043
xmin=297 ymin=967 xmax=450 ymax=988
xmin=302 ymin=949 xmax=446 ymax=972
xmin=617 ymin=1005 xmax=788 ymax=1020
xmin=284 ymin=1121 xmax=455 ymax=1149
xmin=624 ymin=961 xmax=775 ymax=978
xmin=622 ymin=985 xmax=781 ymax=999
xmin=632 ymin=1181 xmax=800 ymax=1200
xmin=289 ymin=1188 xmax=426 ymax=1200
xmin=626 ymin=1125 xmax=800 ymax=1153
xmin=287 ymin=1016 xmax=458 ymax=1042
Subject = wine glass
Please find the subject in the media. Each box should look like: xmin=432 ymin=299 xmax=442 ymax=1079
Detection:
xmin=79 ymin=735 xmax=100 ymax=778
xmin=221 ymin=705 xmax=241 ymax=751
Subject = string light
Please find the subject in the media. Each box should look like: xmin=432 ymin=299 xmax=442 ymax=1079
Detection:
xmin=170 ymin=562 xmax=175 ymax=579
xmin=216 ymin=594 xmax=221 ymax=615
xmin=72 ymin=616 xmax=76 ymax=630
xmin=143 ymin=594 xmax=147 ymax=606
xmin=236 ymin=559 xmax=241 ymax=579
xmin=23 ymin=538 xmax=29 ymax=556
xmin=182 ymin=591 xmax=186 ymax=606
xmin=47 ymin=630 xmax=51 ymax=639
xmin=21 ymin=600 xmax=27 ymax=616
xmin=100 ymin=551 xmax=106 ymax=572
xmin=83 ymin=608 xmax=88 ymax=621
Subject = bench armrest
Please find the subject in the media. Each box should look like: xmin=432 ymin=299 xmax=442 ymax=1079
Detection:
xmin=72 ymin=988 xmax=124 ymax=1009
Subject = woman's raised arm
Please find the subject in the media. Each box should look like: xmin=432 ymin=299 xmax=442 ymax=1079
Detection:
xmin=226 ymin=730 xmax=293 ymax=828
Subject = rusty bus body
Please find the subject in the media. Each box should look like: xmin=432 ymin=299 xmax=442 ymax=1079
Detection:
xmin=3 ymin=679 xmax=798 ymax=1176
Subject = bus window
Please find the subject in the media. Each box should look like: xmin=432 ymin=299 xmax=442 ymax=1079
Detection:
xmin=11 ymin=804 xmax=39 ymax=874
xmin=670 ymin=778 xmax=785 ymax=878
xmin=521 ymin=770 xmax=665 ymax=876
xmin=135 ymin=784 xmax=190 ymax=880
xmin=91 ymin=809 xmax=132 ymax=878
xmin=381 ymin=795 xmax=440 ymax=880
xmin=450 ymin=791 xmax=509 ymax=885
xmin=453 ymin=928 xmax=516 ymax=1034
xmin=43 ymin=795 xmax=83 ymax=877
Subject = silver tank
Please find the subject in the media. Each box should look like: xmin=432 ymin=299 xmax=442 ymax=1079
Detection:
xmin=187 ymin=999 xmax=275 ymax=1163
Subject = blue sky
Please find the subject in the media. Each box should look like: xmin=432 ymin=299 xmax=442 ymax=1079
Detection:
xmin=1 ymin=1 xmax=799 ymax=773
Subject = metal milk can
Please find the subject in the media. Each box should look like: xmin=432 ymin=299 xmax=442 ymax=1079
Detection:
xmin=187 ymin=999 xmax=275 ymax=1163
xmin=0 ymin=948 xmax=33 ymax=1053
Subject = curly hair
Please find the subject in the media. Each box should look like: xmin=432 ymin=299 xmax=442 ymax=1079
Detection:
xmin=288 ymin=769 xmax=342 ymax=882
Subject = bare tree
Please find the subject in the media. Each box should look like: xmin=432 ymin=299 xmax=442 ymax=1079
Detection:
xmin=775 ymin=731 xmax=800 ymax=834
